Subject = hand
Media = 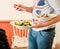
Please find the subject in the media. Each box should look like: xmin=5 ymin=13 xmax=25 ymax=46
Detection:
xmin=14 ymin=4 xmax=25 ymax=11
xmin=29 ymin=21 xmax=47 ymax=28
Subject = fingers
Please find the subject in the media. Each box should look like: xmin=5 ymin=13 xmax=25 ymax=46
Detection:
xmin=14 ymin=4 xmax=17 ymax=8
xmin=16 ymin=7 xmax=22 ymax=11
xmin=14 ymin=4 xmax=21 ymax=8
xmin=14 ymin=4 xmax=24 ymax=11
xmin=14 ymin=4 xmax=20 ymax=8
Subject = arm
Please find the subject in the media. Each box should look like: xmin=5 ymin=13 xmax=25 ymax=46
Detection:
xmin=30 ymin=15 xmax=60 ymax=28
xmin=46 ymin=15 xmax=60 ymax=26
xmin=14 ymin=4 xmax=33 ymax=13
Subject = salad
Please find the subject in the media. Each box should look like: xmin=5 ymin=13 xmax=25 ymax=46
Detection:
xmin=14 ymin=20 xmax=31 ymax=26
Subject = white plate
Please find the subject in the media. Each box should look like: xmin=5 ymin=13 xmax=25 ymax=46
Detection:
xmin=10 ymin=21 xmax=34 ymax=29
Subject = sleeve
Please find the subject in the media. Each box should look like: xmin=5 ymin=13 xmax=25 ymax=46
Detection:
xmin=48 ymin=0 xmax=60 ymax=15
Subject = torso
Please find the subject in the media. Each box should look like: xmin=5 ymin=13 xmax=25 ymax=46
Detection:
xmin=32 ymin=0 xmax=56 ymax=31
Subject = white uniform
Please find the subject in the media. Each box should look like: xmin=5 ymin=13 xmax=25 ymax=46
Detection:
xmin=32 ymin=0 xmax=60 ymax=31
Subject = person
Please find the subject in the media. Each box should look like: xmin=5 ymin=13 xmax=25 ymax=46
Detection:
xmin=14 ymin=0 xmax=60 ymax=49
xmin=0 ymin=29 xmax=10 ymax=49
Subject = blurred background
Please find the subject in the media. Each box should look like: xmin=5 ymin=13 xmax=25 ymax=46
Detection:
xmin=0 ymin=0 xmax=60 ymax=49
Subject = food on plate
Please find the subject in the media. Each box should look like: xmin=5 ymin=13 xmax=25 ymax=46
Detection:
xmin=36 ymin=14 xmax=51 ymax=18
xmin=14 ymin=21 xmax=20 ymax=26
xmin=15 ymin=20 xmax=31 ymax=26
